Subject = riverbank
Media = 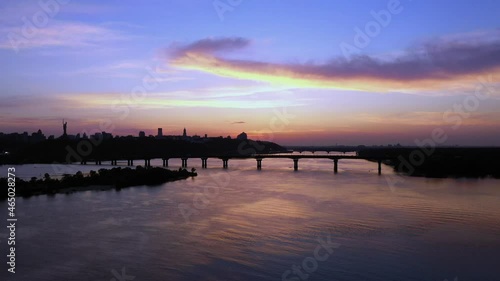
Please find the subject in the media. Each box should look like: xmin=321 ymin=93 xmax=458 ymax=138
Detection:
xmin=0 ymin=166 xmax=197 ymax=199
xmin=358 ymin=147 xmax=500 ymax=178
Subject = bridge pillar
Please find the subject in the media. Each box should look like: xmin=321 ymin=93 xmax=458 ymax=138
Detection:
xmin=181 ymin=158 xmax=188 ymax=168
xmin=293 ymin=159 xmax=299 ymax=171
xmin=162 ymin=159 xmax=169 ymax=167
xmin=127 ymin=159 xmax=134 ymax=166
xmin=256 ymin=158 xmax=262 ymax=170
xmin=334 ymin=159 xmax=338 ymax=174
xmin=201 ymin=158 xmax=208 ymax=168
xmin=222 ymin=159 xmax=228 ymax=169
xmin=378 ymin=160 xmax=382 ymax=175
xmin=144 ymin=159 xmax=151 ymax=167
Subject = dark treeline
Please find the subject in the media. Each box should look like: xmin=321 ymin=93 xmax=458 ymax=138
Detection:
xmin=0 ymin=137 xmax=286 ymax=164
xmin=358 ymin=147 xmax=500 ymax=178
xmin=1 ymin=166 xmax=197 ymax=199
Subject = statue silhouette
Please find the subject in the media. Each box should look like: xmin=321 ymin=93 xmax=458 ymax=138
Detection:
xmin=63 ymin=120 xmax=67 ymax=136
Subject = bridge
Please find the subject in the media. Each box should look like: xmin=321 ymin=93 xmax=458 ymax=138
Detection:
xmin=79 ymin=153 xmax=394 ymax=175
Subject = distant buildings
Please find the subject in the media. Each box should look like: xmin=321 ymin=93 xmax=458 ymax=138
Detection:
xmin=31 ymin=129 xmax=46 ymax=143
xmin=93 ymin=132 xmax=113 ymax=140
xmin=0 ymin=124 xmax=246 ymax=146
xmin=237 ymin=132 xmax=248 ymax=140
xmin=0 ymin=130 xmax=47 ymax=144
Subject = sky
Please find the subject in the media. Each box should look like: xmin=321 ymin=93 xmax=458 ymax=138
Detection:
xmin=1 ymin=0 xmax=500 ymax=146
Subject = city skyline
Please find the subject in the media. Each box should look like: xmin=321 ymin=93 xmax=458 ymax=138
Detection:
xmin=1 ymin=0 xmax=500 ymax=145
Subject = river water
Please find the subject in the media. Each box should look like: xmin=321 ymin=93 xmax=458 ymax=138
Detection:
xmin=1 ymin=156 xmax=500 ymax=281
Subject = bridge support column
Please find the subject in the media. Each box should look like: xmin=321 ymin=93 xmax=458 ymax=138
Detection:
xmin=293 ymin=159 xmax=299 ymax=171
xmin=144 ymin=159 xmax=151 ymax=167
xmin=81 ymin=160 xmax=87 ymax=165
xmin=334 ymin=159 xmax=338 ymax=174
xmin=162 ymin=159 xmax=169 ymax=167
xmin=201 ymin=158 xmax=208 ymax=168
xmin=95 ymin=160 xmax=101 ymax=165
xmin=181 ymin=158 xmax=188 ymax=168
xmin=256 ymin=158 xmax=262 ymax=170
xmin=222 ymin=159 xmax=228 ymax=169
xmin=127 ymin=159 xmax=134 ymax=166
xmin=378 ymin=160 xmax=382 ymax=175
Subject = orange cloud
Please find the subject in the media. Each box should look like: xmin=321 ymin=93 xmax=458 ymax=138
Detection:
xmin=168 ymin=34 xmax=500 ymax=93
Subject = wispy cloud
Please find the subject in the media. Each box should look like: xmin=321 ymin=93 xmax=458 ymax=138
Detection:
xmin=0 ymin=1 xmax=133 ymax=52
xmin=64 ymin=60 xmax=149 ymax=78
xmin=0 ymin=20 xmax=130 ymax=51
xmin=231 ymin=121 xmax=246 ymax=124
xmin=61 ymin=92 xmax=304 ymax=109
xmin=167 ymin=31 xmax=500 ymax=93
xmin=352 ymin=111 xmax=500 ymax=127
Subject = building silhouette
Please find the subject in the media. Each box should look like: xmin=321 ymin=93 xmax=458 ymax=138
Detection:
xmin=237 ymin=132 xmax=248 ymax=140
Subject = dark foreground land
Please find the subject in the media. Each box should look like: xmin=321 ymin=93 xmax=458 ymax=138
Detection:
xmin=358 ymin=147 xmax=500 ymax=178
xmin=1 ymin=166 xmax=197 ymax=199
xmin=0 ymin=137 xmax=286 ymax=164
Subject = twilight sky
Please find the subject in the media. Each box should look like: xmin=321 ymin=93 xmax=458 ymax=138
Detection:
xmin=1 ymin=0 xmax=500 ymax=145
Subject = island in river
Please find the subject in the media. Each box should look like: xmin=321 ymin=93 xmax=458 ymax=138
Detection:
xmin=0 ymin=166 xmax=197 ymax=199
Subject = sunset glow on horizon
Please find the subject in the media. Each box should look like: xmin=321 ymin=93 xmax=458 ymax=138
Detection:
xmin=1 ymin=0 xmax=500 ymax=145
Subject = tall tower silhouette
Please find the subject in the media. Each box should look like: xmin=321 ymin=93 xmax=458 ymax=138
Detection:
xmin=183 ymin=128 xmax=187 ymax=137
xmin=62 ymin=119 xmax=67 ymax=136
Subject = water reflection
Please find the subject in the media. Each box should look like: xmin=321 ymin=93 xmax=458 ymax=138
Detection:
xmin=1 ymin=159 xmax=500 ymax=281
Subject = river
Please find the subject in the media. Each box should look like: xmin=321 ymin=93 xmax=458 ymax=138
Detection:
xmin=1 ymin=156 xmax=500 ymax=281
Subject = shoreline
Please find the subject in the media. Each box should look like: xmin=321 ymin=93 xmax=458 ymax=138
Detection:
xmin=0 ymin=166 xmax=197 ymax=199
